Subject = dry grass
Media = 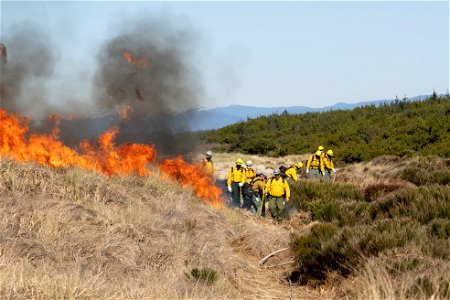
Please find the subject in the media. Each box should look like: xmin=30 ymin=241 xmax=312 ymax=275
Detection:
xmin=341 ymin=248 xmax=450 ymax=300
xmin=0 ymin=158 xmax=323 ymax=299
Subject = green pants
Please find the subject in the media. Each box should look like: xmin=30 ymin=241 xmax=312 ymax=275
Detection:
xmin=269 ymin=196 xmax=286 ymax=223
xmin=308 ymin=169 xmax=321 ymax=179
xmin=324 ymin=170 xmax=332 ymax=181
xmin=231 ymin=182 xmax=241 ymax=207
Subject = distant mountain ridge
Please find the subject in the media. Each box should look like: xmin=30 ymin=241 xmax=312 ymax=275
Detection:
xmin=188 ymin=95 xmax=430 ymax=131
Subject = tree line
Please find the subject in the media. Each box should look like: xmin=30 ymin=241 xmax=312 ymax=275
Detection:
xmin=199 ymin=94 xmax=450 ymax=163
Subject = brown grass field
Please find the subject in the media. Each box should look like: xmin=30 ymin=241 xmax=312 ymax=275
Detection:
xmin=1 ymin=153 xmax=449 ymax=299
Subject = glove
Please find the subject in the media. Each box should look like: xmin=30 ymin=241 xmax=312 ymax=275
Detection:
xmin=306 ymin=169 xmax=310 ymax=174
xmin=332 ymin=168 xmax=336 ymax=173
xmin=238 ymin=182 xmax=244 ymax=187
xmin=227 ymin=186 xmax=232 ymax=192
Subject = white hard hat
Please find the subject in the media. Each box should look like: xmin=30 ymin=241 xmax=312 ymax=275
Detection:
xmin=206 ymin=150 xmax=212 ymax=156
xmin=246 ymin=160 xmax=253 ymax=166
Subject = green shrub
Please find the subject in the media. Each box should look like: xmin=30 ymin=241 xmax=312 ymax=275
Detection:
xmin=186 ymin=267 xmax=219 ymax=284
xmin=292 ymin=223 xmax=338 ymax=281
xmin=367 ymin=186 xmax=450 ymax=224
xmin=401 ymin=157 xmax=450 ymax=186
xmin=428 ymin=219 xmax=450 ymax=239
xmin=292 ymin=220 xmax=422 ymax=283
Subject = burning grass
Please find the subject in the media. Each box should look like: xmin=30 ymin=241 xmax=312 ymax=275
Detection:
xmin=0 ymin=158 xmax=315 ymax=299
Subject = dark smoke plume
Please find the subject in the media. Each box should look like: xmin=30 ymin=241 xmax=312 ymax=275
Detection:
xmin=88 ymin=17 xmax=202 ymax=154
xmin=1 ymin=17 xmax=204 ymax=156
xmin=0 ymin=23 xmax=58 ymax=117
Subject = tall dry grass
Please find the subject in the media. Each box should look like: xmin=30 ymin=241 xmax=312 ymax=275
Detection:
xmin=0 ymin=158 xmax=321 ymax=299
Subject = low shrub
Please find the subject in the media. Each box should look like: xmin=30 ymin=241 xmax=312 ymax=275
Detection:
xmin=186 ymin=267 xmax=219 ymax=284
xmin=367 ymin=186 xmax=450 ymax=224
xmin=401 ymin=157 xmax=450 ymax=186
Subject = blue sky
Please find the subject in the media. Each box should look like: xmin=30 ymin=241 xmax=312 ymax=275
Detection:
xmin=1 ymin=1 xmax=449 ymax=109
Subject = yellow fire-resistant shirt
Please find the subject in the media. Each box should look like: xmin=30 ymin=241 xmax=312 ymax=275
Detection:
xmin=307 ymin=154 xmax=324 ymax=174
xmin=251 ymin=178 xmax=265 ymax=194
xmin=227 ymin=166 xmax=246 ymax=186
xmin=245 ymin=167 xmax=256 ymax=183
xmin=285 ymin=167 xmax=298 ymax=182
xmin=265 ymin=177 xmax=290 ymax=198
xmin=322 ymin=156 xmax=334 ymax=171
xmin=202 ymin=159 xmax=214 ymax=176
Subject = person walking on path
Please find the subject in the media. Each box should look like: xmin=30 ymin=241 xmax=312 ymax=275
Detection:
xmin=285 ymin=162 xmax=303 ymax=182
xmin=323 ymin=150 xmax=336 ymax=181
xmin=251 ymin=172 xmax=266 ymax=216
xmin=202 ymin=150 xmax=214 ymax=177
xmin=245 ymin=160 xmax=257 ymax=183
xmin=265 ymin=169 xmax=290 ymax=224
xmin=306 ymin=150 xmax=324 ymax=179
xmin=227 ymin=158 xmax=246 ymax=207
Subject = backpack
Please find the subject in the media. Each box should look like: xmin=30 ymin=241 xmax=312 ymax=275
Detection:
xmin=279 ymin=165 xmax=290 ymax=179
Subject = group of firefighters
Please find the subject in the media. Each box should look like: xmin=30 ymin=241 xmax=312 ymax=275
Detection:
xmin=201 ymin=146 xmax=336 ymax=224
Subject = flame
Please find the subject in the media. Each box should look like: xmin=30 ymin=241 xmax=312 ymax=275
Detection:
xmin=123 ymin=51 xmax=149 ymax=70
xmin=0 ymin=109 xmax=155 ymax=175
xmin=159 ymin=156 xmax=224 ymax=208
xmin=1 ymin=109 xmax=224 ymax=206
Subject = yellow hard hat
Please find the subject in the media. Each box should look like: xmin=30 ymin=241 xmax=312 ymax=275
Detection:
xmin=295 ymin=162 xmax=303 ymax=168
xmin=315 ymin=150 xmax=322 ymax=156
xmin=235 ymin=158 xmax=243 ymax=165
xmin=327 ymin=150 xmax=333 ymax=157
xmin=318 ymin=145 xmax=324 ymax=151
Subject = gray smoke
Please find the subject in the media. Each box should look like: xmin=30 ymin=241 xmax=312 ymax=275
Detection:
xmin=1 ymin=18 xmax=203 ymax=155
xmin=91 ymin=17 xmax=202 ymax=153
xmin=0 ymin=23 xmax=58 ymax=116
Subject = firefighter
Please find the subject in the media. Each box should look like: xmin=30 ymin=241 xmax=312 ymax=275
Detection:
xmin=323 ymin=150 xmax=336 ymax=181
xmin=202 ymin=150 xmax=214 ymax=176
xmin=227 ymin=158 xmax=246 ymax=207
xmin=306 ymin=150 xmax=324 ymax=179
xmin=285 ymin=162 xmax=303 ymax=182
xmin=252 ymin=172 xmax=266 ymax=216
xmin=245 ymin=160 xmax=256 ymax=183
xmin=265 ymin=169 xmax=290 ymax=223
xmin=317 ymin=145 xmax=325 ymax=158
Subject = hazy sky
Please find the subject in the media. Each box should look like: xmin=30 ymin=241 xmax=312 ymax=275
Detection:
xmin=1 ymin=1 xmax=449 ymax=109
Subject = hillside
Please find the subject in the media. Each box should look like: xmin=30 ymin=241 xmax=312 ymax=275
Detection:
xmin=200 ymin=95 xmax=450 ymax=162
xmin=0 ymin=158 xmax=323 ymax=299
xmin=1 ymin=152 xmax=449 ymax=299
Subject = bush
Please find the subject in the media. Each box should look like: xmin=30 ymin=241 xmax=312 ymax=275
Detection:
xmin=186 ymin=267 xmax=219 ymax=284
xmin=401 ymin=157 xmax=450 ymax=186
xmin=367 ymin=186 xmax=450 ymax=224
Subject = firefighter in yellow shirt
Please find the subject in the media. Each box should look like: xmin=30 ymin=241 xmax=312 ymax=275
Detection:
xmin=227 ymin=158 xmax=246 ymax=207
xmin=306 ymin=150 xmax=324 ymax=179
xmin=251 ymin=172 xmax=266 ymax=216
xmin=265 ymin=169 xmax=290 ymax=223
xmin=323 ymin=150 xmax=336 ymax=181
xmin=245 ymin=160 xmax=257 ymax=183
xmin=202 ymin=150 xmax=214 ymax=176
xmin=285 ymin=162 xmax=303 ymax=182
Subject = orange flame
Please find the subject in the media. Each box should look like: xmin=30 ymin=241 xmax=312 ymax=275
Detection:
xmin=0 ymin=109 xmax=224 ymax=206
xmin=0 ymin=109 xmax=155 ymax=175
xmin=159 ymin=156 xmax=224 ymax=208
xmin=123 ymin=51 xmax=149 ymax=70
